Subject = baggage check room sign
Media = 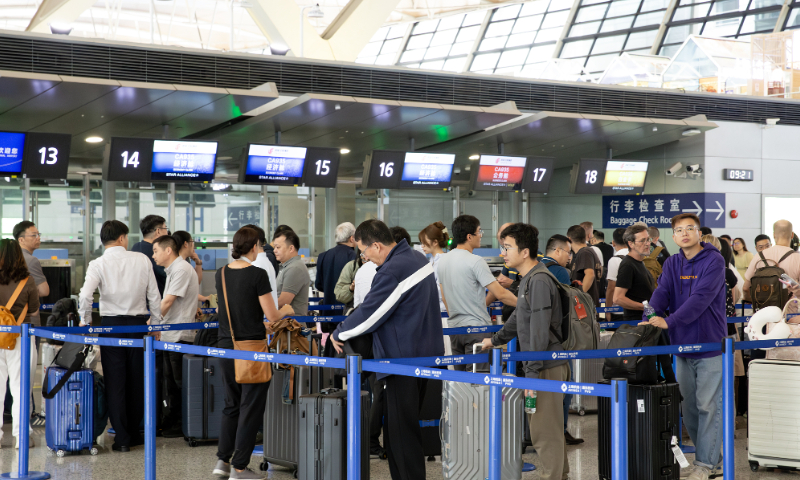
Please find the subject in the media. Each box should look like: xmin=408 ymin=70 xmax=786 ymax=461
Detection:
xmin=602 ymin=193 xmax=726 ymax=229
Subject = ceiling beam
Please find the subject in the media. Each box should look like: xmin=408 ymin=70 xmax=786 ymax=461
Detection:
xmin=25 ymin=0 xmax=96 ymax=33
xmin=322 ymin=0 xmax=401 ymax=61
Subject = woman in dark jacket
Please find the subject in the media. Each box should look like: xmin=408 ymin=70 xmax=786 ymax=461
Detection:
xmin=212 ymin=227 xmax=293 ymax=480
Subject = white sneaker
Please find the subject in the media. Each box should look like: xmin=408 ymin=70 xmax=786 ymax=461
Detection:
xmin=686 ymin=465 xmax=710 ymax=480
xmin=213 ymin=459 xmax=231 ymax=477
xmin=14 ymin=437 xmax=33 ymax=449
xmin=709 ymin=465 xmax=723 ymax=478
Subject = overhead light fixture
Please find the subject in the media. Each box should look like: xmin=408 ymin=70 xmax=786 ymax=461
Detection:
xmin=340 ymin=148 xmax=351 ymax=154
xmin=85 ymin=136 xmax=103 ymax=143
xmin=682 ymin=128 xmax=701 ymax=136
xmin=335 ymin=104 xmax=341 ymax=110
xmin=307 ymin=3 xmax=324 ymax=18
xmin=469 ymin=154 xmax=480 ymax=160
xmin=49 ymin=23 xmax=73 ymax=35
xmin=269 ymin=44 xmax=290 ymax=56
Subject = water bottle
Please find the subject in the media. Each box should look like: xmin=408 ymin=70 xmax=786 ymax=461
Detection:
xmin=642 ymin=300 xmax=656 ymax=320
xmin=525 ymin=391 xmax=537 ymax=414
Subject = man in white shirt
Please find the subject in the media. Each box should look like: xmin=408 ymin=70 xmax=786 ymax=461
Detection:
xmin=152 ymin=235 xmax=199 ymax=439
xmin=605 ymin=228 xmax=629 ymax=316
xmin=79 ymin=220 xmax=162 ymax=453
xmin=244 ymin=225 xmax=278 ymax=306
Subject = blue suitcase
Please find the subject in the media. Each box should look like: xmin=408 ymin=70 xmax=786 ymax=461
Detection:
xmin=44 ymin=367 xmax=98 ymax=456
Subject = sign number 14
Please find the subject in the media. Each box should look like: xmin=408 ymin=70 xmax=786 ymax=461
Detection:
xmin=121 ymin=151 xmax=140 ymax=168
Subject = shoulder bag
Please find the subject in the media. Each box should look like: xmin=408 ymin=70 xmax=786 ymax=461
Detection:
xmin=0 ymin=278 xmax=29 ymax=350
xmin=221 ymin=266 xmax=271 ymax=384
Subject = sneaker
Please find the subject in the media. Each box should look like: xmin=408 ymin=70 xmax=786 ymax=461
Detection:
xmin=686 ymin=466 xmax=711 ymax=480
xmin=229 ymin=468 xmax=266 ymax=480
xmin=564 ymin=431 xmax=584 ymax=445
xmin=14 ymin=437 xmax=33 ymax=449
xmin=212 ymin=460 xmax=231 ymax=477
xmin=370 ymin=447 xmax=388 ymax=460
xmin=709 ymin=465 xmax=723 ymax=478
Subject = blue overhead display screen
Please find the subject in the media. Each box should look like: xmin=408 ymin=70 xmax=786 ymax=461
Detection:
xmin=241 ymin=144 xmax=307 ymax=185
xmin=398 ymin=152 xmax=455 ymax=189
xmin=0 ymin=132 xmax=25 ymax=175
xmin=150 ymin=140 xmax=218 ymax=182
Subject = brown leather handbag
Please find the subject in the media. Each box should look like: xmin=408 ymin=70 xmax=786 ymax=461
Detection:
xmin=0 ymin=278 xmax=29 ymax=350
xmin=221 ymin=266 xmax=271 ymax=384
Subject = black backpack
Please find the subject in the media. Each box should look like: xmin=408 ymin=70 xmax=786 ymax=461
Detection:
xmin=45 ymin=298 xmax=79 ymax=345
xmin=749 ymin=250 xmax=797 ymax=311
xmin=193 ymin=314 xmax=219 ymax=347
xmin=602 ymin=324 xmax=663 ymax=384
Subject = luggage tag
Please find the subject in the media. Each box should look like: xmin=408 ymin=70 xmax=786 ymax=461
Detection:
xmin=670 ymin=436 xmax=690 ymax=468
xmin=573 ymin=297 xmax=588 ymax=320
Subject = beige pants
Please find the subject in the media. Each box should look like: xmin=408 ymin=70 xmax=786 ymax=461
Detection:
xmin=528 ymin=363 xmax=570 ymax=480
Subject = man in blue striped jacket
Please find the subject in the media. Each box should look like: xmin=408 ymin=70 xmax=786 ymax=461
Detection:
xmin=331 ymin=219 xmax=444 ymax=480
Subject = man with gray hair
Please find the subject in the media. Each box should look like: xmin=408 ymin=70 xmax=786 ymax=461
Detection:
xmin=315 ymin=222 xmax=358 ymax=329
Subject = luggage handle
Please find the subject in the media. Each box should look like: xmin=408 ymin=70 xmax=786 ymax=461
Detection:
xmin=74 ymin=403 xmax=80 ymax=426
xmin=209 ymin=385 xmax=214 ymax=412
xmin=473 ymin=344 xmax=480 ymax=374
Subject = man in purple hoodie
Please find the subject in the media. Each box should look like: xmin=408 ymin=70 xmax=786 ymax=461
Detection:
xmin=641 ymin=213 xmax=727 ymax=480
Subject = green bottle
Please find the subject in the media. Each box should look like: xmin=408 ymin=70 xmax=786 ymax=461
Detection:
xmin=525 ymin=391 xmax=537 ymax=414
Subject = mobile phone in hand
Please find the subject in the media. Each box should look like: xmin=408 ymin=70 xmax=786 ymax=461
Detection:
xmin=780 ymin=273 xmax=799 ymax=288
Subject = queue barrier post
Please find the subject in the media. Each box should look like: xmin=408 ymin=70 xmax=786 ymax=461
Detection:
xmin=488 ymin=348 xmax=503 ymax=480
xmin=722 ymin=337 xmax=735 ymax=480
xmin=1 ymin=324 xmax=50 ymax=480
xmin=144 ymin=336 xmax=156 ymax=480
xmin=611 ymin=378 xmax=628 ymax=480
xmin=346 ymin=354 xmax=362 ymax=480
xmin=507 ymin=339 xmax=517 ymax=375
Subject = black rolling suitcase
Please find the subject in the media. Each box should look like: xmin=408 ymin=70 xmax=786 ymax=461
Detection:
xmin=182 ymin=355 xmax=225 ymax=446
xmin=298 ymin=389 xmax=370 ymax=480
xmin=598 ymin=383 xmax=681 ymax=480
xmin=419 ymin=379 xmax=442 ymax=459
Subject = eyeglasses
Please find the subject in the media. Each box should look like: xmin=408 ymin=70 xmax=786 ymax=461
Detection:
xmin=470 ymin=228 xmax=484 ymax=238
xmin=21 ymin=233 xmax=41 ymax=238
xmin=634 ymin=237 xmax=652 ymax=244
xmin=499 ymin=245 xmax=518 ymax=253
xmin=673 ymin=226 xmax=697 ymax=235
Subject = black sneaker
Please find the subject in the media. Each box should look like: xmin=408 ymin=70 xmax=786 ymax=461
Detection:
xmin=565 ymin=431 xmax=584 ymax=445
xmin=370 ymin=447 xmax=388 ymax=460
xmin=162 ymin=425 xmax=184 ymax=438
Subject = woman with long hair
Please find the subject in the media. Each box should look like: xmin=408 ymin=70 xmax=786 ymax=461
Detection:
xmin=732 ymin=237 xmax=753 ymax=279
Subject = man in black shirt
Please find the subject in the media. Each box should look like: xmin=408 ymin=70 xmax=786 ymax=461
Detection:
xmin=614 ymin=224 xmax=655 ymax=319
xmin=567 ymin=225 xmax=601 ymax=307
xmin=130 ymin=215 xmax=169 ymax=296
xmin=647 ymin=226 xmax=671 ymax=266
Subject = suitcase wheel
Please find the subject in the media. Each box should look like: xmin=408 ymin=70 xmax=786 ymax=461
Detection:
xmin=187 ymin=439 xmax=198 ymax=448
xmin=90 ymin=447 xmax=99 ymax=456
xmin=56 ymin=450 xmax=66 ymax=458
xmin=427 ymin=456 xmax=435 ymax=462
xmin=749 ymin=461 xmax=758 ymax=472
xmin=578 ymin=408 xmax=586 ymax=416
xmin=293 ymin=470 xmax=297 ymax=479
xmin=259 ymin=461 xmax=268 ymax=472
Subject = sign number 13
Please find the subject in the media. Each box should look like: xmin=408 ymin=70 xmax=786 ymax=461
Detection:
xmin=38 ymin=147 xmax=58 ymax=165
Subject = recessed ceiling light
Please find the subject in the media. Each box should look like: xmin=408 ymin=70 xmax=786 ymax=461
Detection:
xmin=340 ymin=148 xmax=350 ymax=154
xmin=469 ymin=154 xmax=480 ymax=160
xmin=85 ymin=136 xmax=103 ymax=143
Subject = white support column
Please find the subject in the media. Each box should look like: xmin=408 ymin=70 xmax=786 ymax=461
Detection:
xmin=308 ymin=187 xmax=315 ymax=255
xmin=452 ymin=186 xmax=460 ymax=220
xmin=461 ymin=9 xmax=493 ymax=73
xmin=650 ymin=0 xmax=680 ymax=55
xmin=82 ymin=173 xmax=91 ymax=273
xmin=377 ymin=189 xmax=385 ymax=221
xmin=521 ymin=193 xmax=529 ymax=224
xmin=168 ymin=183 xmax=176 ymax=232
xmin=325 ymin=188 xmax=337 ymax=249
xmin=102 ymin=180 xmax=116 ymax=222
xmin=553 ymin=0 xmax=582 ymax=58
xmin=22 ymin=178 xmax=30 ymax=221
xmin=492 ymin=191 xmax=499 ymax=248
xmin=775 ymin=0 xmax=792 ymax=32
xmin=261 ymin=186 xmax=270 ymax=233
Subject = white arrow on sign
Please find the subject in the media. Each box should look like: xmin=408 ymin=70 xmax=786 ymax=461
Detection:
xmin=707 ymin=201 xmax=724 ymax=221
xmin=228 ymin=212 xmax=236 ymax=227
xmin=682 ymin=201 xmax=703 ymax=216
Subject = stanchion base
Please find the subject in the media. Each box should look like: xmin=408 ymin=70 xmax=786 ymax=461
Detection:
xmin=681 ymin=446 xmax=696 ymax=454
xmin=0 ymin=472 xmax=51 ymax=479
xmin=522 ymin=463 xmax=536 ymax=472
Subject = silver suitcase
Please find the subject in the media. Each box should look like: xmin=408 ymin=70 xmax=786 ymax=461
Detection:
xmin=748 ymin=360 xmax=800 ymax=472
xmin=441 ymin=347 xmax=523 ymax=480
xmin=571 ymin=330 xmax=613 ymax=415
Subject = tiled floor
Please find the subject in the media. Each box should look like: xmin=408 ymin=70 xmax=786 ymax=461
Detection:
xmin=1 ymin=411 xmax=799 ymax=479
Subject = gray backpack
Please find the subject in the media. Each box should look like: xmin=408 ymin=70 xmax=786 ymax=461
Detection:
xmin=531 ymin=266 xmax=600 ymax=351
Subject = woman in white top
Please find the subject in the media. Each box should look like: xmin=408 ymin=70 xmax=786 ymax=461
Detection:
xmin=419 ymin=222 xmax=452 ymax=359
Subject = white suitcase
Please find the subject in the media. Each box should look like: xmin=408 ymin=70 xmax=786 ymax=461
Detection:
xmin=570 ymin=331 xmax=613 ymax=415
xmin=748 ymin=359 xmax=800 ymax=472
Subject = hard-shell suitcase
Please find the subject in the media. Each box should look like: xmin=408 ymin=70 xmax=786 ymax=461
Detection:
xmin=40 ymin=343 xmax=61 ymax=416
xmin=748 ymin=359 xmax=800 ymax=472
xmin=441 ymin=349 xmax=523 ymax=480
xmin=571 ymin=330 xmax=614 ymax=414
xmin=44 ymin=367 xmax=98 ymax=456
xmin=182 ymin=354 xmax=224 ymax=446
xmin=598 ymin=383 xmax=680 ymax=480
xmin=298 ymin=389 xmax=370 ymax=480
xmin=420 ymin=379 xmax=443 ymax=458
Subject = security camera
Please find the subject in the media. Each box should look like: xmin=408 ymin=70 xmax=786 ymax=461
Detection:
xmin=666 ymin=162 xmax=683 ymax=176
xmin=766 ymin=118 xmax=780 ymax=125
xmin=686 ymin=164 xmax=703 ymax=174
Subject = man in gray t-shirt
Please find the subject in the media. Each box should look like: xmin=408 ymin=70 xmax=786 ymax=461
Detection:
xmin=14 ymin=221 xmax=49 ymax=326
xmin=274 ymin=230 xmax=310 ymax=317
xmin=437 ymin=216 xmax=517 ymax=371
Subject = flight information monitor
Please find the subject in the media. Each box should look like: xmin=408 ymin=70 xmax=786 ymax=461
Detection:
xmin=150 ymin=140 xmax=218 ymax=182
xmin=241 ymin=144 xmax=307 ymax=185
xmin=364 ymin=150 xmax=405 ymax=189
xmin=22 ymin=132 xmax=72 ymax=179
xmin=104 ymin=137 xmax=154 ymax=182
xmin=520 ymin=156 xmax=555 ymax=193
xmin=472 ymin=155 xmax=527 ymax=191
xmin=603 ymin=160 xmax=648 ymax=194
xmin=0 ymin=132 xmax=25 ymax=175
xmin=398 ymin=152 xmax=455 ymax=189
xmin=571 ymin=159 xmax=608 ymax=194
xmin=301 ymin=147 xmax=340 ymax=188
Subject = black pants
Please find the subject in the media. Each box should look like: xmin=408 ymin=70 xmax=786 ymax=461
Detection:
xmin=100 ymin=315 xmax=148 ymax=447
xmin=384 ymin=375 xmax=428 ymax=480
xmin=451 ymin=333 xmax=492 ymax=372
xmin=368 ymin=374 xmax=385 ymax=452
xmin=217 ymin=357 xmax=270 ymax=470
xmin=162 ymin=343 xmax=189 ymax=428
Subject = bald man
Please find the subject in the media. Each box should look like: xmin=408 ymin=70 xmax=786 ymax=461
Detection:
xmin=743 ymin=219 xmax=800 ymax=303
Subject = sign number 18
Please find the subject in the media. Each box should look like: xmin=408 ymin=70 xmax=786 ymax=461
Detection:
xmin=585 ymin=169 xmax=598 ymax=184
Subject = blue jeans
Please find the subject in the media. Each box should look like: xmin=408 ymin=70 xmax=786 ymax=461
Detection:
xmin=676 ymin=355 xmax=723 ymax=469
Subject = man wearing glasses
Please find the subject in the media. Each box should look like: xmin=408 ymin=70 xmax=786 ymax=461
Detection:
xmin=614 ymin=224 xmax=656 ymax=320
xmin=437 ymin=215 xmax=517 ymax=372
xmin=13 ymin=221 xmax=49 ymax=303
xmin=130 ymin=215 xmax=169 ymax=296
xmin=641 ymin=213 xmax=726 ymax=480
